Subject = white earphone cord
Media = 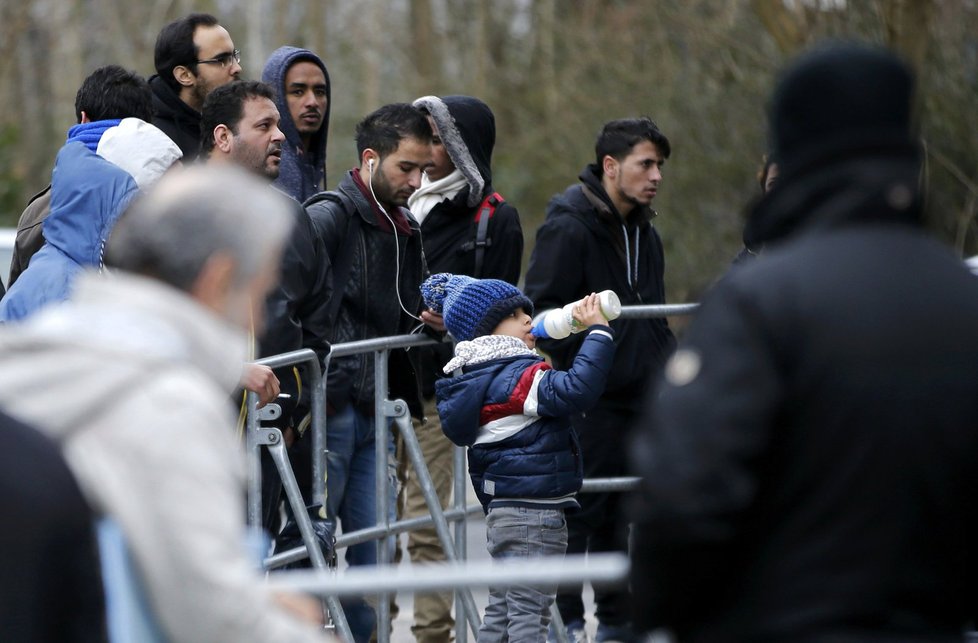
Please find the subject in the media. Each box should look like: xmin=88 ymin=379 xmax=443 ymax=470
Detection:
xmin=367 ymin=162 xmax=424 ymax=325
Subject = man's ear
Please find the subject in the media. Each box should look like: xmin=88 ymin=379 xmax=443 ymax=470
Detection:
xmin=79 ymin=110 xmax=91 ymax=124
xmin=173 ymin=65 xmax=196 ymax=89
xmin=213 ymin=124 xmax=234 ymax=154
xmin=362 ymin=148 xmax=383 ymax=171
xmin=602 ymin=154 xmax=618 ymax=179
xmin=189 ymin=252 xmax=236 ymax=316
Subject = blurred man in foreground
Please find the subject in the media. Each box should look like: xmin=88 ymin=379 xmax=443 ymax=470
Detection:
xmin=0 ymin=167 xmax=333 ymax=642
xmin=631 ymin=43 xmax=978 ymax=641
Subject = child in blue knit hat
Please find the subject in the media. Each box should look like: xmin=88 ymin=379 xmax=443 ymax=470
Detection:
xmin=420 ymin=272 xmax=616 ymax=642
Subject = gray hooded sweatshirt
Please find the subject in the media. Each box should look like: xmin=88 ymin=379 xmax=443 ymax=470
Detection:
xmin=262 ymin=46 xmax=331 ymax=203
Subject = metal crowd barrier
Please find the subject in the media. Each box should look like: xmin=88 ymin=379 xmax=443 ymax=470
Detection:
xmin=246 ymin=303 xmax=697 ymax=643
xmin=268 ymin=552 xmax=629 ymax=597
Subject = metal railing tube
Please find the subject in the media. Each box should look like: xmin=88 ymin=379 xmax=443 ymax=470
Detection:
xmin=617 ymin=303 xmax=699 ymax=318
xmin=264 ymin=505 xmax=484 ymax=569
xmin=246 ymin=391 xmax=263 ymax=528
xmin=454 ymin=444 xmax=469 ymax=643
xmin=373 ymin=350 xmax=392 ymax=643
xmin=268 ymin=553 xmax=629 ymax=596
xmin=579 ymin=476 xmax=641 ymax=493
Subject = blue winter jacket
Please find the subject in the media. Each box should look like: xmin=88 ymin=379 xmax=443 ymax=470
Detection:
xmin=0 ymin=142 xmax=138 ymax=322
xmin=436 ymin=327 xmax=615 ymax=512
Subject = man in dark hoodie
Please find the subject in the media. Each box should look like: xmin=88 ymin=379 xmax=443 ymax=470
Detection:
xmin=262 ymin=47 xmax=331 ymax=203
xmin=149 ymin=13 xmax=241 ymax=161
xmin=524 ymin=117 xmax=675 ymax=643
xmin=399 ymin=94 xmax=523 ymax=642
xmin=629 ymin=43 xmax=978 ymax=642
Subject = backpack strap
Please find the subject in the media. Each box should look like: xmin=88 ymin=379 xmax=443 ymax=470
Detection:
xmin=472 ymin=192 xmax=503 ymax=278
xmin=304 ymin=190 xmax=360 ymax=327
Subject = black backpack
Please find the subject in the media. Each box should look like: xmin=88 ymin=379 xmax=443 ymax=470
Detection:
xmin=460 ymin=191 xmax=504 ymax=278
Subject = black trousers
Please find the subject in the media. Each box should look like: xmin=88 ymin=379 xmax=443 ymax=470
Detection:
xmin=556 ymin=403 xmax=635 ymax=628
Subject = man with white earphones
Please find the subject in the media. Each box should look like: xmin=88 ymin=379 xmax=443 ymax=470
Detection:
xmin=305 ymin=103 xmax=435 ymax=643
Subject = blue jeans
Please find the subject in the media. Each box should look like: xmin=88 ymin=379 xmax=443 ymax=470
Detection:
xmin=325 ymin=405 xmax=397 ymax=643
xmin=479 ymin=506 xmax=568 ymax=643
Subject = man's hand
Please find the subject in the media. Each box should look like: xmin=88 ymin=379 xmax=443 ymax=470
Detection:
xmin=421 ymin=308 xmax=446 ymax=333
xmin=240 ymin=363 xmax=280 ymax=408
xmin=272 ymin=590 xmax=327 ymax=627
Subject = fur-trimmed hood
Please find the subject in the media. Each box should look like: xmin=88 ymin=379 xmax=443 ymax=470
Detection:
xmin=413 ymin=95 xmax=495 ymax=207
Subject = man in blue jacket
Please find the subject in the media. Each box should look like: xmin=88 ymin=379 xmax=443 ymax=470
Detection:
xmin=9 ymin=65 xmax=153 ymax=287
xmin=0 ymin=142 xmax=137 ymax=322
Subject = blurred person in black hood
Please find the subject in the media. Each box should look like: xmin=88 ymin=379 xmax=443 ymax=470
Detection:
xmin=630 ymin=42 xmax=978 ymax=642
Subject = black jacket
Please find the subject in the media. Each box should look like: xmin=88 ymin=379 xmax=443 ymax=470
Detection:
xmin=257 ymin=197 xmax=333 ymax=406
xmin=416 ymin=189 xmax=523 ymax=396
xmin=0 ymin=409 xmax=106 ymax=642
xmin=408 ymin=95 xmax=524 ymax=398
xmin=630 ymin=153 xmax=978 ymax=641
xmin=305 ymin=171 xmax=426 ymax=417
xmin=524 ymin=165 xmax=674 ymax=410
xmin=149 ymin=75 xmax=201 ymax=161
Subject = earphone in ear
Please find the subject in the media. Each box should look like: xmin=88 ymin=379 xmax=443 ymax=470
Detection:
xmin=368 ymin=157 xmax=375 ymax=172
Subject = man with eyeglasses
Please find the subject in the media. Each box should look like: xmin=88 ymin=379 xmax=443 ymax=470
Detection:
xmin=149 ymin=13 xmax=241 ymax=161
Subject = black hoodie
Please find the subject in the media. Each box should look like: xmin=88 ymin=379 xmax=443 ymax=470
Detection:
xmin=410 ymin=95 xmax=524 ymax=396
xmin=149 ymin=74 xmax=202 ymax=161
xmin=524 ymin=164 xmax=675 ymax=410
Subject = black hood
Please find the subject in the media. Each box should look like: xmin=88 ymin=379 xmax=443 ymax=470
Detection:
xmin=744 ymin=151 xmax=922 ymax=248
xmin=413 ymin=95 xmax=495 ymax=207
xmin=746 ymin=42 xmax=922 ymax=247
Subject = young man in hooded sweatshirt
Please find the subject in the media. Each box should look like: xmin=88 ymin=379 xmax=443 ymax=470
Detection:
xmin=262 ymin=46 xmax=331 ymax=203
xmin=524 ymin=117 xmax=675 ymax=643
xmin=395 ymin=94 xmax=524 ymax=642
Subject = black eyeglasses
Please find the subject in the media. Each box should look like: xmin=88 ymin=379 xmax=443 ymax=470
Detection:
xmin=196 ymin=49 xmax=241 ymax=68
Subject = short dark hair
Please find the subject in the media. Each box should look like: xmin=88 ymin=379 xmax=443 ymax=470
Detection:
xmin=74 ymin=65 xmax=152 ymax=123
xmin=199 ymin=80 xmax=275 ymax=157
xmin=595 ymin=117 xmax=671 ymax=166
xmin=355 ymin=103 xmax=432 ymax=159
xmin=154 ymin=13 xmax=219 ymax=95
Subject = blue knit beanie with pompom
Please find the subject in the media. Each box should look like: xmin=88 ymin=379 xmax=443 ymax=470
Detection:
xmin=421 ymin=273 xmax=533 ymax=342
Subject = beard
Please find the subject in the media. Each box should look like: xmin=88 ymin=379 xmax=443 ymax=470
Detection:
xmin=230 ymin=142 xmax=281 ymax=180
xmin=370 ymin=165 xmax=409 ymax=209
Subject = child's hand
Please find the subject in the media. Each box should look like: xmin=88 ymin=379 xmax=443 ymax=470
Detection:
xmin=572 ymin=292 xmax=607 ymax=328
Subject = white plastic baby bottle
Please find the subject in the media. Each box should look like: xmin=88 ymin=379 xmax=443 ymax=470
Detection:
xmin=530 ymin=290 xmax=622 ymax=339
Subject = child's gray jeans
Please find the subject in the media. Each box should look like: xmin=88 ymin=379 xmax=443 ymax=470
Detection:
xmin=478 ymin=506 xmax=568 ymax=643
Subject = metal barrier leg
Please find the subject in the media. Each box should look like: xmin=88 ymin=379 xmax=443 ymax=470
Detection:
xmin=454 ymin=444 xmax=470 ymax=643
xmin=263 ymin=427 xmax=354 ymax=643
xmin=246 ymin=392 xmax=263 ymax=527
xmin=391 ymin=403 xmax=482 ymax=637
xmin=375 ymin=351 xmax=393 ymax=643
xmin=550 ymin=601 xmax=569 ymax=643
xmin=310 ymin=353 xmax=328 ymax=510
